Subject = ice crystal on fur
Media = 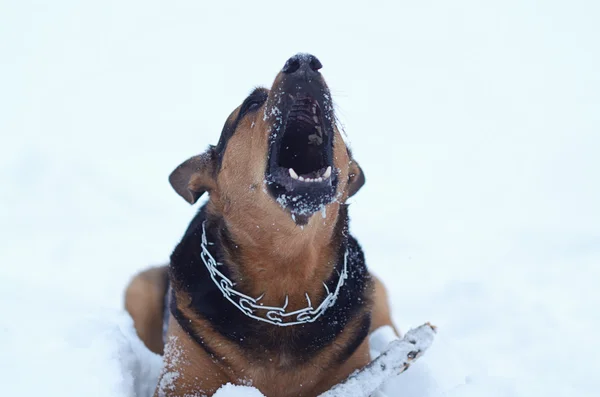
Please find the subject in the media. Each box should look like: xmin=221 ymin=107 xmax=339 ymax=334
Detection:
xmin=157 ymin=336 xmax=184 ymax=397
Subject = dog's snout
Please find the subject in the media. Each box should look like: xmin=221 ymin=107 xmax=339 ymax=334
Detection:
xmin=282 ymin=53 xmax=322 ymax=75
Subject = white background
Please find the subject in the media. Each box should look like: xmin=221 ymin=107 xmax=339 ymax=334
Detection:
xmin=1 ymin=1 xmax=599 ymax=396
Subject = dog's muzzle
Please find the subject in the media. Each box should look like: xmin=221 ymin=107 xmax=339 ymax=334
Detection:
xmin=265 ymin=54 xmax=338 ymax=216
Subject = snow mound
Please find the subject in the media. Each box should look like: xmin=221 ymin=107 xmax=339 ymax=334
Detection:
xmin=214 ymin=384 xmax=266 ymax=397
xmin=0 ymin=278 xmax=162 ymax=397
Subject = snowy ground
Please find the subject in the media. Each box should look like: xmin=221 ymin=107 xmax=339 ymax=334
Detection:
xmin=1 ymin=1 xmax=599 ymax=396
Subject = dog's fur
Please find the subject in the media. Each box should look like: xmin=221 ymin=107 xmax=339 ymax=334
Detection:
xmin=125 ymin=54 xmax=398 ymax=397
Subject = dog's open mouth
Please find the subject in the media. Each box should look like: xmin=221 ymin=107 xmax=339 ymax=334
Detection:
xmin=266 ymin=94 xmax=337 ymax=216
xmin=279 ymin=96 xmax=332 ymax=181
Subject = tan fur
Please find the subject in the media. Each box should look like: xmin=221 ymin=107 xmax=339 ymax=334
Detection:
xmin=124 ymin=265 xmax=168 ymax=354
xmin=370 ymin=274 xmax=400 ymax=336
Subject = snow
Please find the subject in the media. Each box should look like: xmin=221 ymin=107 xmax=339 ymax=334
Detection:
xmin=0 ymin=278 xmax=162 ymax=396
xmin=214 ymin=384 xmax=266 ymax=397
xmin=156 ymin=336 xmax=184 ymax=397
xmin=1 ymin=1 xmax=599 ymax=396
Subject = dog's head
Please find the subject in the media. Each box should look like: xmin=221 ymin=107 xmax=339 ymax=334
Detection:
xmin=170 ymin=54 xmax=364 ymax=226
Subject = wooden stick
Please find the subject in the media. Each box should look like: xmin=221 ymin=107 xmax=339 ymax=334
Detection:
xmin=319 ymin=323 xmax=437 ymax=397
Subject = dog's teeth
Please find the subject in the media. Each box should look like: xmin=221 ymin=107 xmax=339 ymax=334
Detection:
xmin=289 ymin=168 xmax=299 ymax=180
xmin=316 ymin=177 xmax=323 ymax=182
xmin=313 ymin=116 xmax=319 ymax=123
xmin=323 ymin=166 xmax=332 ymax=179
xmin=299 ymin=176 xmax=305 ymax=181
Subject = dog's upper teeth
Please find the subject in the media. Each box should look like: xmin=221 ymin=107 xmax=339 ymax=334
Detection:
xmin=323 ymin=166 xmax=332 ymax=179
xmin=294 ymin=174 xmax=326 ymax=183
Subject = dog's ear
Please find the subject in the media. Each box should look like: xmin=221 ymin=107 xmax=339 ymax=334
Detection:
xmin=169 ymin=148 xmax=218 ymax=204
xmin=347 ymin=160 xmax=366 ymax=197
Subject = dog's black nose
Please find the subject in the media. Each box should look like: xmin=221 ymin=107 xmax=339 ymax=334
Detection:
xmin=282 ymin=53 xmax=322 ymax=75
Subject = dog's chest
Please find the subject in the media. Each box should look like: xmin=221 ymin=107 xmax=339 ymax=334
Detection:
xmin=239 ymin=359 xmax=325 ymax=397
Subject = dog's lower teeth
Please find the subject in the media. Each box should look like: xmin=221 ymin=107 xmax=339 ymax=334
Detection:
xmin=316 ymin=177 xmax=323 ymax=182
xmin=323 ymin=166 xmax=332 ymax=179
xmin=289 ymin=168 xmax=299 ymax=179
xmin=299 ymin=176 xmax=305 ymax=181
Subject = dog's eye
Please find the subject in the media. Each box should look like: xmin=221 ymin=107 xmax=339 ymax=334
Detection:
xmin=239 ymin=89 xmax=268 ymax=117
xmin=247 ymin=101 xmax=261 ymax=111
xmin=240 ymin=99 xmax=262 ymax=117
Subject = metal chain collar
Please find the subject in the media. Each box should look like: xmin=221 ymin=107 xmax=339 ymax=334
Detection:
xmin=199 ymin=221 xmax=349 ymax=327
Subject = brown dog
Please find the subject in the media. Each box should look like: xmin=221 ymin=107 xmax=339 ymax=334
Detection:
xmin=125 ymin=54 xmax=398 ymax=397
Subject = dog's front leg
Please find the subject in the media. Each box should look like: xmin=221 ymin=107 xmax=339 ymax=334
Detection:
xmin=154 ymin=318 xmax=229 ymax=397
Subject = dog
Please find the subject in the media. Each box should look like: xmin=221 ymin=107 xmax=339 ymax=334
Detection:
xmin=125 ymin=53 xmax=398 ymax=397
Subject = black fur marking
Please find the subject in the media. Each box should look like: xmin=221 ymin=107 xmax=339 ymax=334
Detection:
xmin=169 ymin=288 xmax=219 ymax=359
xmin=169 ymin=204 xmax=372 ymax=364
xmin=214 ymin=87 xmax=268 ymax=169
xmin=334 ymin=313 xmax=372 ymax=365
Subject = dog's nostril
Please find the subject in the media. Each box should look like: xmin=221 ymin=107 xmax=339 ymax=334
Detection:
xmin=282 ymin=57 xmax=301 ymax=74
xmin=309 ymin=56 xmax=322 ymax=72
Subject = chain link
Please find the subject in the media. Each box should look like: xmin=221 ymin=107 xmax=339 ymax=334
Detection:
xmin=200 ymin=221 xmax=348 ymax=327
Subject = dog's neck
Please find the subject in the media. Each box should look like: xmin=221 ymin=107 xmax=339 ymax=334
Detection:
xmin=206 ymin=200 xmax=347 ymax=311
